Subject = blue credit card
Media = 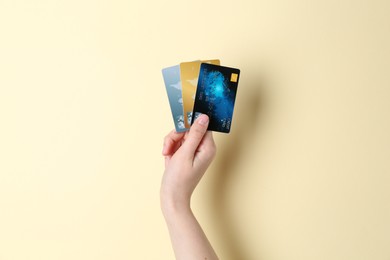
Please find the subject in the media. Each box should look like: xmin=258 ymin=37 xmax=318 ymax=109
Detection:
xmin=162 ymin=65 xmax=188 ymax=132
xmin=191 ymin=63 xmax=240 ymax=133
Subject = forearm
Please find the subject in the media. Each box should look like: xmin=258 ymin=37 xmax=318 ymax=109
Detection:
xmin=161 ymin=199 xmax=219 ymax=260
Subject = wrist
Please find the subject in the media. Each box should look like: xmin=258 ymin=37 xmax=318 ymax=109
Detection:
xmin=160 ymin=190 xmax=191 ymax=218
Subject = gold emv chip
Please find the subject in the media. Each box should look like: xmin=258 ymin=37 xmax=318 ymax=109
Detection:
xmin=230 ymin=73 xmax=238 ymax=82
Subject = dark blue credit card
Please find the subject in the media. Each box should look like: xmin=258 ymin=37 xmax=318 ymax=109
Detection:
xmin=191 ymin=63 xmax=240 ymax=133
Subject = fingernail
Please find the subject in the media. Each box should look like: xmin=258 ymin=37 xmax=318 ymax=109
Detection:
xmin=198 ymin=114 xmax=209 ymax=126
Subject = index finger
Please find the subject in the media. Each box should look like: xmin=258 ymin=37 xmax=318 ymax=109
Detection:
xmin=162 ymin=130 xmax=186 ymax=156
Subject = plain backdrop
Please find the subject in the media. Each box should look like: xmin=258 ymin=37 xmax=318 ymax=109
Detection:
xmin=1 ymin=0 xmax=389 ymax=259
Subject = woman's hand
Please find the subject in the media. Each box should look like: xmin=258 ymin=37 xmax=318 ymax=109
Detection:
xmin=161 ymin=114 xmax=216 ymax=212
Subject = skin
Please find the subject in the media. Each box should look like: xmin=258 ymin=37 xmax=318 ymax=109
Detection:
xmin=161 ymin=114 xmax=219 ymax=260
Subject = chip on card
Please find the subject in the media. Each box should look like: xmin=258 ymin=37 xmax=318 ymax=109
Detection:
xmin=180 ymin=59 xmax=220 ymax=128
xmin=191 ymin=63 xmax=240 ymax=133
xmin=162 ymin=65 xmax=187 ymax=132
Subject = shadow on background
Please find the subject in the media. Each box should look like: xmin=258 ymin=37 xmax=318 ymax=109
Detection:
xmin=210 ymin=75 xmax=268 ymax=260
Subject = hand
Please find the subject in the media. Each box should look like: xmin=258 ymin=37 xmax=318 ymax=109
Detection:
xmin=160 ymin=114 xmax=216 ymax=212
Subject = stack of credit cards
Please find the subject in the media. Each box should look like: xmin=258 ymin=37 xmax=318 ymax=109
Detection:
xmin=162 ymin=59 xmax=240 ymax=133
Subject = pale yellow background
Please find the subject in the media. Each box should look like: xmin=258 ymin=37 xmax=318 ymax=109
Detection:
xmin=0 ymin=1 xmax=389 ymax=259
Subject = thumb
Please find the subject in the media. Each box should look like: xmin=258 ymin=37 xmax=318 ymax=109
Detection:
xmin=181 ymin=114 xmax=209 ymax=157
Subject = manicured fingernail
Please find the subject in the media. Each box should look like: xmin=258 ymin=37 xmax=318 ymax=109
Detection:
xmin=198 ymin=114 xmax=209 ymax=126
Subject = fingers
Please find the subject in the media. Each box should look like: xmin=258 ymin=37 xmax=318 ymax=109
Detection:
xmin=181 ymin=114 xmax=209 ymax=157
xmin=162 ymin=130 xmax=185 ymax=156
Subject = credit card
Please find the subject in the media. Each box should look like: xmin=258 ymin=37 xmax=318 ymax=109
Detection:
xmin=180 ymin=59 xmax=220 ymax=128
xmin=162 ymin=65 xmax=187 ymax=132
xmin=191 ymin=63 xmax=240 ymax=133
